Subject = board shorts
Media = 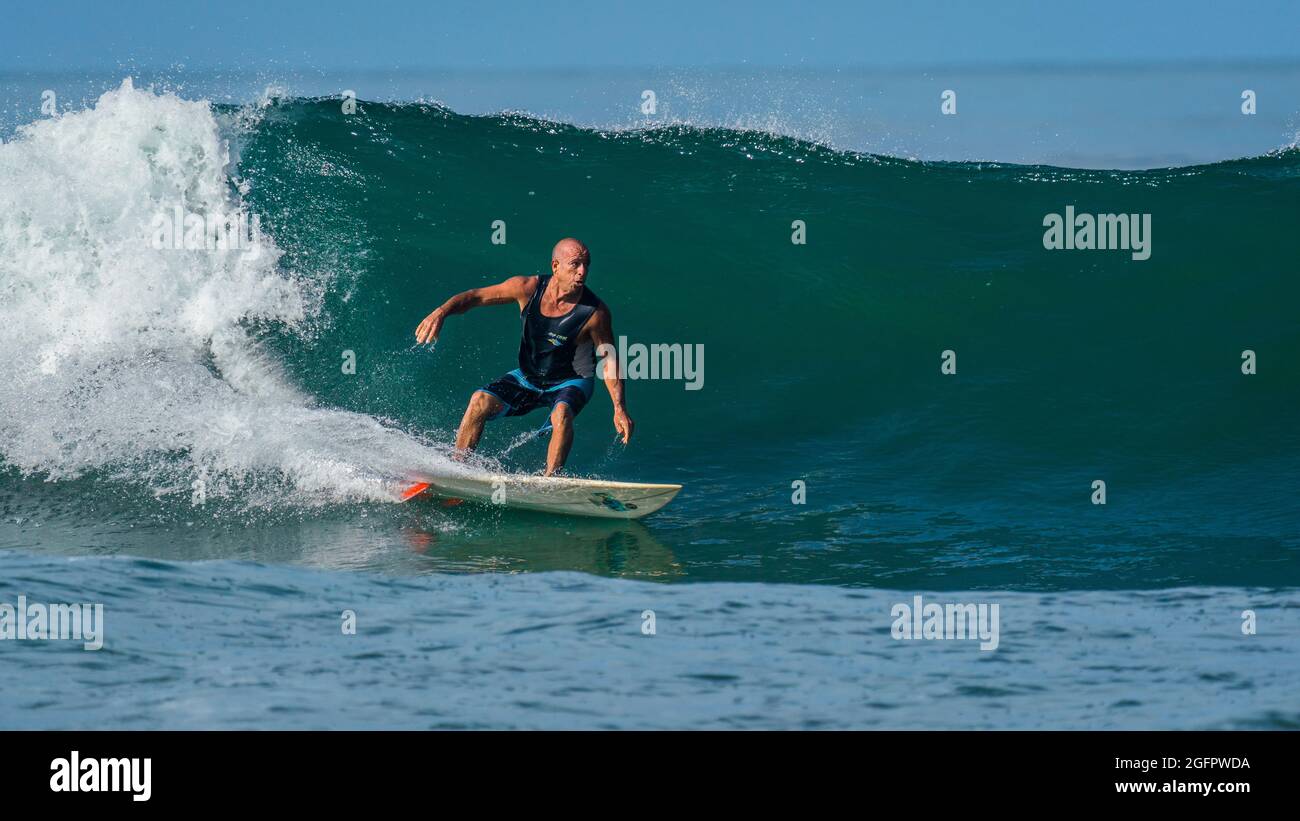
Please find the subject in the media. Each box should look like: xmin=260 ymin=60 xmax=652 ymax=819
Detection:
xmin=477 ymin=369 xmax=596 ymax=421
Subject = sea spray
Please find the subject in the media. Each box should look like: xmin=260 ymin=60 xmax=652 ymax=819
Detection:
xmin=0 ymin=80 xmax=458 ymax=509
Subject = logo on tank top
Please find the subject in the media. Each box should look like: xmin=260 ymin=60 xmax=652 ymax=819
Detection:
xmin=545 ymin=332 xmax=567 ymax=347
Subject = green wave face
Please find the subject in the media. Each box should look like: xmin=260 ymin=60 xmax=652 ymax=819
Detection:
xmin=241 ymin=99 xmax=1300 ymax=482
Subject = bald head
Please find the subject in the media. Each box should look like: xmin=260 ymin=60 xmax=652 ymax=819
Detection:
xmin=551 ymin=237 xmax=589 ymax=263
xmin=549 ymin=237 xmax=591 ymax=291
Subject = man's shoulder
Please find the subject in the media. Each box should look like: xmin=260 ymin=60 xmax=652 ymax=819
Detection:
xmin=577 ymin=291 xmax=609 ymax=333
xmin=582 ymin=285 xmax=606 ymax=311
xmin=509 ymin=274 xmax=542 ymax=300
xmin=585 ymin=291 xmax=609 ymax=319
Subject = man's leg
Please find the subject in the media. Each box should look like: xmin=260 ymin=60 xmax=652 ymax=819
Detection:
xmin=456 ymin=390 xmax=504 ymax=454
xmin=543 ymin=402 xmax=575 ymax=476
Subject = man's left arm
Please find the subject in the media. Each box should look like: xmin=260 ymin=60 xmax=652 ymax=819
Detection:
xmin=588 ymin=305 xmax=634 ymax=444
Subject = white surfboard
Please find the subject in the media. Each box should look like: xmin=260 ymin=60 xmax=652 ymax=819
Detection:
xmin=398 ymin=471 xmax=682 ymax=519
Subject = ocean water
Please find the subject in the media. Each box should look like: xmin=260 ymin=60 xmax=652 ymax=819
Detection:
xmin=1 ymin=78 xmax=1297 ymax=728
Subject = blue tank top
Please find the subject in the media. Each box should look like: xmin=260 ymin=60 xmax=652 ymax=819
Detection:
xmin=518 ymin=276 xmax=600 ymax=386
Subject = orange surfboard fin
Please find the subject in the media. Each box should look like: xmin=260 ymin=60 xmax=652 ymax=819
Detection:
xmin=400 ymin=482 xmax=431 ymax=502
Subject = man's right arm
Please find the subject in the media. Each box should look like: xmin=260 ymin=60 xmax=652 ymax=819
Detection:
xmin=415 ymin=276 xmax=534 ymax=344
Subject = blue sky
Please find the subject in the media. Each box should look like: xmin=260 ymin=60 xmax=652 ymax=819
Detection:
xmin=4 ymin=0 xmax=1299 ymax=72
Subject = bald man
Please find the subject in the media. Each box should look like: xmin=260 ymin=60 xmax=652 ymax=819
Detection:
xmin=414 ymin=238 xmax=633 ymax=476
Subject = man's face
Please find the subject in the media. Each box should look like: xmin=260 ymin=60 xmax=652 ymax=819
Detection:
xmin=552 ymin=248 xmax=590 ymax=288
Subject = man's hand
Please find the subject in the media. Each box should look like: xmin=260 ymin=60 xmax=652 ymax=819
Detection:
xmin=613 ymin=406 xmax=634 ymax=444
xmin=415 ymin=308 xmax=445 ymax=345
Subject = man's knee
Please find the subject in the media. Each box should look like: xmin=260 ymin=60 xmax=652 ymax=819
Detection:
xmin=467 ymin=391 xmax=501 ymax=420
xmin=549 ymin=402 xmax=574 ymax=428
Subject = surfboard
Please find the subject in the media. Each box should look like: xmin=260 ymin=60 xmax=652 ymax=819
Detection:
xmin=398 ymin=471 xmax=682 ymax=519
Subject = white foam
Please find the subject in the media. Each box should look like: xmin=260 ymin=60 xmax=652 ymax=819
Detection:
xmin=0 ymin=79 xmax=455 ymax=508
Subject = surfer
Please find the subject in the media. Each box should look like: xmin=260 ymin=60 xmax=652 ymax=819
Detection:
xmin=414 ymin=238 xmax=633 ymax=476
